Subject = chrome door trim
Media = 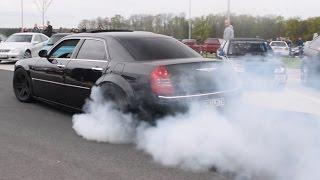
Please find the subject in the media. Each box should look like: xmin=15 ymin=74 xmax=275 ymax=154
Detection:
xmin=158 ymin=88 xmax=240 ymax=99
xmin=32 ymin=78 xmax=91 ymax=90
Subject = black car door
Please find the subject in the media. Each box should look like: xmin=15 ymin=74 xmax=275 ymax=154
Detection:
xmin=31 ymin=39 xmax=81 ymax=104
xmin=64 ymin=38 xmax=110 ymax=108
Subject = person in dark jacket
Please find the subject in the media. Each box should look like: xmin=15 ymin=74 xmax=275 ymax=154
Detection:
xmin=297 ymin=37 xmax=304 ymax=57
xmin=32 ymin=24 xmax=40 ymax=33
xmin=44 ymin=21 xmax=53 ymax=37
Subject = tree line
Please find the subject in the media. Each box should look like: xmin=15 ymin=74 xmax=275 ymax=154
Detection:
xmin=78 ymin=14 xmax=320 ymax=42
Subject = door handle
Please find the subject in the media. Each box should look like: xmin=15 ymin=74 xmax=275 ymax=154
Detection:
xmin=91 ymin=67 xmax=103 ymax=71
xmin=57 ymin=64 xmax=66 ymax=68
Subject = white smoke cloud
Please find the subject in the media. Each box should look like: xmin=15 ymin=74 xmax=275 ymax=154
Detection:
xmin=72 ymin=86 xmax=320 ymax=180
xmin=72 ymin=87 xmax=136 ymax=144
xmin=71 ymin=53 xmax=320 ymax=180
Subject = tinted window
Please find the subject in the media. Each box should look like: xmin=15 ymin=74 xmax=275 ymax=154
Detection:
xmin=6 ymin=35 xmax=32 ymax=42
xmin=77 ymin=39 xmax=106 ymax=60
xmin=310 ymin=38 xmax=320 ymax=50
xmin=118 ymin=37 xmax=201 ymax=61
xmin=50 ymin=39 xmax=79 ymax=58
xmin=108 ymin=37 xmax=133 ymax=61
xmin=33 ymin=35 xmax=42 ymax=43
xmin=228 ymin=41 xmax=270 ymax=56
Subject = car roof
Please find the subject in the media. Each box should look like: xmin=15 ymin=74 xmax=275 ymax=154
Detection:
xmin=66 ymin=31 xmax=166 ymax=40
xmin=13 ymin=32 xmax=43 ymax=36
xmin=270 ymin=41 xmax=286 ymax=43
xmin=230 ymin=38 xmax=266 ymax=42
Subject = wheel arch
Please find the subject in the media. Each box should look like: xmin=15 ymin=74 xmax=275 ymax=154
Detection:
xmin=95 ymin=74 xmax=135 ymax=99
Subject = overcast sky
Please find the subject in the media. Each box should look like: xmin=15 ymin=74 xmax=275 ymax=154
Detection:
xmin=1 ymin=0 xmax=319 ymax=28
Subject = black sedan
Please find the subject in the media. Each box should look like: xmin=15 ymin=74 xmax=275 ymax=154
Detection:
xmin=301 ymin=36 xmax=320 ymax=86
xmin=217 ymin=38 xmax=287 ymax=88
xmin=13 ymin=31 xmax=240 ymax=120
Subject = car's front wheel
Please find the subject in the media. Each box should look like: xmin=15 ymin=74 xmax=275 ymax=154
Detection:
xmin=13 ymin=68 xmax=33 ymax=102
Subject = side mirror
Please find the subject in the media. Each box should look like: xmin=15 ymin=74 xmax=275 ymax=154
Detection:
xmin=33 ymin=41 xmax=40 ymax=45
xmin=38 ymin=50 xmax=48 ymax=58
xmin=217 ymin=48 xmax=225 ymax=57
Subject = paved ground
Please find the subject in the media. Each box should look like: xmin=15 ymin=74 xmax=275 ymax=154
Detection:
xmin=0 ymin=68 xmax=227 ymax=180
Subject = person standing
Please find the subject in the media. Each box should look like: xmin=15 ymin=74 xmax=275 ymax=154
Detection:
xmin=223 ymin=19 xmax=234 ymax=41
xmin=32 ymin=24 xmax=40 ymax=33
xmin=44 ymin=21 xmax=53 ymax=37
xmin=297 ymin=37 xmax=304 ymax=57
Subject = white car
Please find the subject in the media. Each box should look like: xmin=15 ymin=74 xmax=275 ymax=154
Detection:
xmin=269 ymin=41 xmax=290 ymax=56
xmin=0 ymin=33 xmax=49 ymax=62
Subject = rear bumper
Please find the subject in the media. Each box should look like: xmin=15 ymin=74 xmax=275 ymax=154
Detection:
xmin=143 ymin=88 xmax=242 ymax=115
xmin=0 ymin=52 xmax=23 ymax=62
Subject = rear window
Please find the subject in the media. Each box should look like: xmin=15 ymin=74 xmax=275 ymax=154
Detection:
xmin=206 ymin=38 xmax=220 ymax=44
xmin=6 ymin=35 xmax=32 ymax=43
xmin=270 ymin=42 xmax=287 ymax=47
xmin=118 ymin=37 xmax=201 ymax=61
xmin=228 ymin=41 xmax=271 ymax=56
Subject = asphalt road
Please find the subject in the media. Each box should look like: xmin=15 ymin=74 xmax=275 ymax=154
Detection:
xmin=0 ymin=66 xmax=227 ymax=180
xmin=0 ymin=62 xmax=320 ymax=180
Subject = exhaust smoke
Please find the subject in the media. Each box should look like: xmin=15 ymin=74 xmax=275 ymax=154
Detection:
xmin=72 ymin=58 xmax=320 ymax=180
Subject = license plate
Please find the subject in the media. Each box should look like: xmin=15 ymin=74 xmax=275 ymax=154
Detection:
xmin=205 ymin=98 xmax=225 ymax=107
xmin=0 ymin=54 xmax=8 ymax=59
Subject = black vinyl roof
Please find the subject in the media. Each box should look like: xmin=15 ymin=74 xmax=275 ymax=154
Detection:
xmin=66 ymin=31 xmax=163 ymax=39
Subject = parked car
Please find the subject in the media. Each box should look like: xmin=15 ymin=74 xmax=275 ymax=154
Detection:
xmin=42 ymin=33 xmax=71 ymax=51
xmin=203 ymin=38 xmax=224 ymax=54
xmin=182 ymin=39 xmax=202 ymax=53
xmin=13 ymin=31 xmax=240 ymax=121
xmin=269 ymin=41 xmax=290 ymax=56
xmin=0 ymin=33 xmax=49 ymax=62
xmin=217 ymin=38 xmax=287 ymax=88
xmin=301 ymin=36 xmax=320 ymax=85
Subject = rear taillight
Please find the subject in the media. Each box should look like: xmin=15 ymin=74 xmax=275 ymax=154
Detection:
xmin=151 ymin=65 xmax=174 ymax=95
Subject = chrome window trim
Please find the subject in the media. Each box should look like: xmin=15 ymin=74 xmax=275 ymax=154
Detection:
xmin=49 ymin=58 xmax=109 ymax=63
xmin=32 ymin=78 xmax=91 ymax=90
xmin=50 ymin=36 xmax=111 ymax=61
xmin=158 ymin=88 xmax=240 ymax=99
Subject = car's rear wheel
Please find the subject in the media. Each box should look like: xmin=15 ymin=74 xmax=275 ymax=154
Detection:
xmin=13 ymin=68 xmax=33 ymax=102
xmin=23 ymin=50 xmax=32 ymax=58
xmin=100 ymin=83 xmax=130 ymax=113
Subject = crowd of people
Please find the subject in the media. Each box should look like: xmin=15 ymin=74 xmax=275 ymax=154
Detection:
xmin=22 ymin=21 xmax=53 ymax=37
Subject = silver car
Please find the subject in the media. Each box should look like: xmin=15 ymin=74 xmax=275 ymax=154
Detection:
xmin=0 ymin=32 xmax=49 ymax=62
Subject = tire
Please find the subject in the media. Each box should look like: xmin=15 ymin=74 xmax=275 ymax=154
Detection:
xmin=13 ymin=68 xmax=33 ymax=102
xmin=23 ymin=50 xmax=32 ymax=59
xmin=100 ymin=83 xmax=130 ymax=113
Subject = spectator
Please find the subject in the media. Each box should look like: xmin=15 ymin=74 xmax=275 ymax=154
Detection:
xmin=223 ymin=19 xmax=234 ymax=41
xmin=44 ymin=21 xmax=53 ymax=37
xmin=297 ymin=37 xmax=304 ymax=57
xmin=297 ymin=37 xmax=304 ymax=47
xmin=32 ymin=24 xmax=40 ymax=33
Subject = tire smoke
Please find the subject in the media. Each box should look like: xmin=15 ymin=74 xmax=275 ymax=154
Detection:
xmin=72 ymin=57 xmax=320 ymax=179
